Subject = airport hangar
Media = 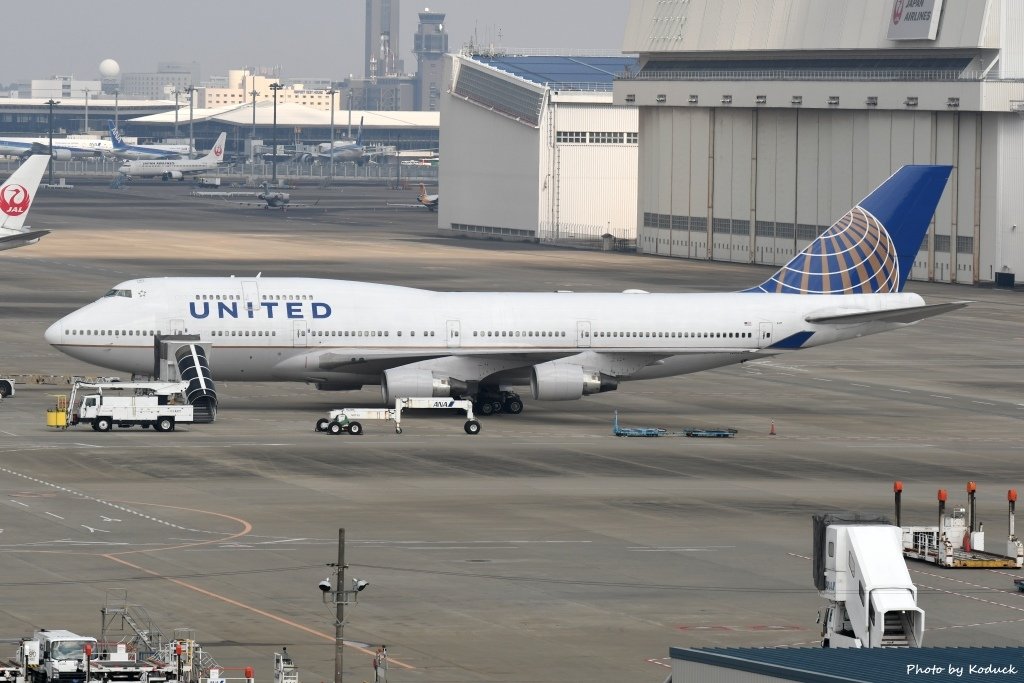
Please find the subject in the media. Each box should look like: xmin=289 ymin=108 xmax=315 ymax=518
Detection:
xmin=438 ymin=52 xmax=640 ymax=244
xmin=615 ymin=0 xmax=1024 ymax=288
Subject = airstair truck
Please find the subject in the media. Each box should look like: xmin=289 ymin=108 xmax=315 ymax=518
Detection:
xmin=813 ymin=514 xmax=924 ymax=648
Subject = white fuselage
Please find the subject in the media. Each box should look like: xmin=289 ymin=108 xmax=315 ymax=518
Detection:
xmin=0 ymin=136 xmax=110 ymax=158
xmin=110 ymin=145 xmax=188 ymax=161
xmin=118 ymin=156 xmax=220 ymax=177
xmin=45 ymin=277 xmax=925 ymax=390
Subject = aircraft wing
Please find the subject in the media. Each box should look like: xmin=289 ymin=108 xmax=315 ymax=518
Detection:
xmin=805 ymin=301 xmax=970 ymax=325
xmin=309 ymin=349 xmax=694 ymax=382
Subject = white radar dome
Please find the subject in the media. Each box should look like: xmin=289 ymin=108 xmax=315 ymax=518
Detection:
xmin=99 ymin=59 xmax=120 ymax=79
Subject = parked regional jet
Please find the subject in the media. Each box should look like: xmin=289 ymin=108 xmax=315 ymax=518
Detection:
xmin=232 ymin=184 xmax=320 ymax=211
xmin=417 ymin=183 xmax=438 ymax=211
xmin=45 ymin=166 xmax=966 ymax=415
xmin=0 ymin=155 xmax=51 ymax=250
xmin=316 ymin=117 xmax=373 ymax=165
xmin=118 ymin=133 xmax=227 ymax=181
xmin=107 ymin=121 xmax=190 ymax=160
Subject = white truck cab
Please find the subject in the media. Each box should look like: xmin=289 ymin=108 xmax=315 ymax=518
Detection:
xmin=25 ymin=630 xmax=97 ymax=683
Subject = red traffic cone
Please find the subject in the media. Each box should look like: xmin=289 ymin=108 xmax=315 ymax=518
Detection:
xmin=769 ymin=419 xmax=776 ymax=436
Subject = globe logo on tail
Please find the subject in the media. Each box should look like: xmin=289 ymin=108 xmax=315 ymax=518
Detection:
xmin=760 ymin=206 xmax=900 ymax=294
xmin=0 ymin=184 xmax=31 ymax=216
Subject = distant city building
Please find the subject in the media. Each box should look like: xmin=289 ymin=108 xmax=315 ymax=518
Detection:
xmin=22 ymin=77 xmax=101 ymax=99
xmin=121 ymin=61 xmax=199 ymax=99
xmin=197 ymin=70 xmax=342 ymax=111
xmin=343 ymin=75 xmax=416 ymax=112
xmin=413 ymin=10 xmax=447 ymax=111
xmin=365 ymin=0 xmax=404 ymax=78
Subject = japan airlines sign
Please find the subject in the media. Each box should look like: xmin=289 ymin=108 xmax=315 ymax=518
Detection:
xmin=0 ymin=184 xmax=31 ymax=216
xmin=887 ymin=0 xmax=944 ymax=40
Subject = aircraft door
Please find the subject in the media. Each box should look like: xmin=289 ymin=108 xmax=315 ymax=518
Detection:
xmin=446 ymin=320 xmax=461 ymax=348
xmin=576 ymin=321 xmax=592 ymax=348
xmin=757 ymin=322 xmax=774 ymax=348
xmin=241 ymin=280 xmax=261 ymax=316
xmin=169 ymin=318 xmax=184 ymax=335
xmin=293 ymin=320 xmax=308 ymax=347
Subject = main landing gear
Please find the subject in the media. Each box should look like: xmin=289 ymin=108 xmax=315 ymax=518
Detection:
xmin=471 ymin=390 xmax=524 ymax=416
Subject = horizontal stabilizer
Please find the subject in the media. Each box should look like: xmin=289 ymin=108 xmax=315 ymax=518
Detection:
xmin=0 ymin=229 xmax=50 ymax=243
xmin=806 ymin=301 xmax=969 ymax=325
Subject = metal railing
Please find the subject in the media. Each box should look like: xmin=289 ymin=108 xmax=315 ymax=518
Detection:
xmin=618 ymin=69 xmax=991 ymax=82
xmin=544 ymin=82 xmax=615 ymax=92
xmin=0 ymin=158 xmax=439 ymax=183
xmin=538 ymin=221 xmax=636 ymax=252
xmin=461 ymin=46 xmax=633 ymax=58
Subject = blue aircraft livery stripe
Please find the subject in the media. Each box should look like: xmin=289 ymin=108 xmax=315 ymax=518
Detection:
xmin=768 ymin=331 xmax=815 ymax=349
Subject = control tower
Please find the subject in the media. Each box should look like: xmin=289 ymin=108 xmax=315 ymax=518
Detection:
xmin=414 ymin=9 xmax=448 ymax=111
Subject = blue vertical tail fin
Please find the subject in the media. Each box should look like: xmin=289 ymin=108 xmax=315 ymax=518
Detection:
xmin=107 ymin=121 xmax=127 ymax=149
xmin=356 ymin=116 xmax=364 ymax=146
xmin=746 ymin=165 xmax=952 ymax=294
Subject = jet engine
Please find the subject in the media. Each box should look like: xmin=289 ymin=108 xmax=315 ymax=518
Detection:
xmin=50 ymin=148 xmax=72 ymax=161
xmin=161 ymin=170 xmax=184 ymax=181
xmin=530 ymin=362 xmax=618 ymax=401
xmin=381 ymin=368 xmax=467 ymax=403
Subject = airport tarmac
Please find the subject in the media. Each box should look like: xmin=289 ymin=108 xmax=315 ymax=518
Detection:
xmin=2 ymin=180 xmax=1023 ymax=682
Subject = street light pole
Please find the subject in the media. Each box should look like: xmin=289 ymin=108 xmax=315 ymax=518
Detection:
xmin=249 ymin=89 xmax=260 ymax=166
xmin=185 ymin=85 xmax=196 ymax=157
xmin=327 ymin=88 xmax=337 ymax=181
xmin=270 ymin=82 xmax=283 ymax=184
xmin=347 ymin=89 xmax=353 ymax=138
xmin=335 ymin=528 xmax=345 ymax=683
xmin=82 ymin=88 xmax=90 ymax=133
xmin=173 ymin=88 xmax=181 ymax=139
xmin=45 ymin=99 xmax=59 ymax=185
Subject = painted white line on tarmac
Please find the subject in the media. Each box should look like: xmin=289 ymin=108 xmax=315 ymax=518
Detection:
xmin=890 ymin=389 xmax=911 ymax=393
xmin=44 ymin=512 xmax=64 ymax=519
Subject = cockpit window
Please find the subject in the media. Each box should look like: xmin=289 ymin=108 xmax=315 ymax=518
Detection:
xmin=103 ymin=289 xmax=133 ymax=298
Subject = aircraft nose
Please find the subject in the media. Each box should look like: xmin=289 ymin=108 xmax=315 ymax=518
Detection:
xmin=44 ymin=319 xmax=64 ymax=346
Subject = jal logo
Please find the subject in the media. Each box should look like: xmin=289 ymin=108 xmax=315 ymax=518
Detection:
xmin=892 ymin=0 xmax=904 ymax=24
xmin=0 ymin=183 xmax=31 ymax=216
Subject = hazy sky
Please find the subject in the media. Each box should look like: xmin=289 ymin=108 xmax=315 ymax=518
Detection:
xmin=2 ymin=1 xmax=631 ymax=85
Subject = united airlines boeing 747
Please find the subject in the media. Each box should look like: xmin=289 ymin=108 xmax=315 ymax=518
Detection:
xmin=45 ymin=166 xmax=965 ymax=414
